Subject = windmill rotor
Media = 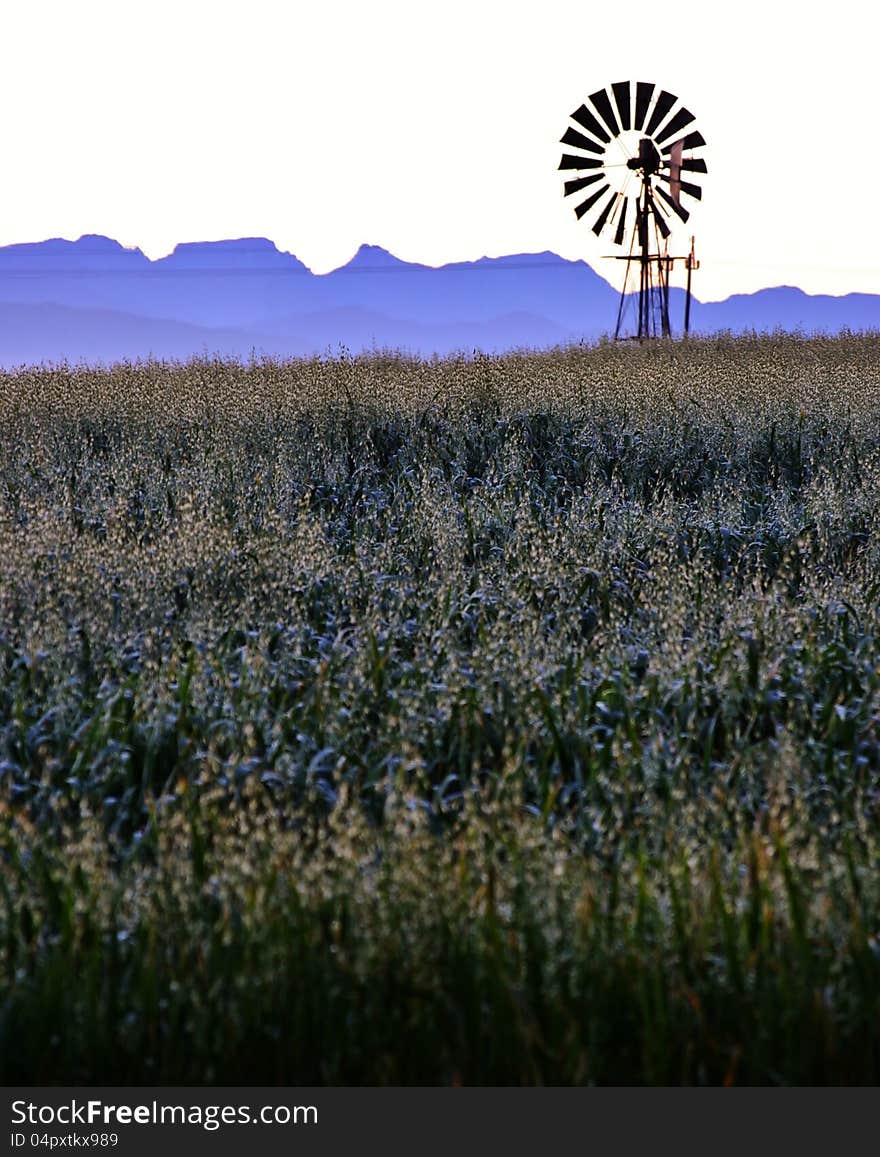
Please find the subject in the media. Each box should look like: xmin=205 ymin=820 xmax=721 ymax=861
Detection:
xmin=558 ymin=81 xmax=707 ymax=339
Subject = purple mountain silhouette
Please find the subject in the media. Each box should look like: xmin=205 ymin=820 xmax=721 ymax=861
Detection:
xmin=0 ymin=235 xmax=876 ymax=366
xmin=691 ymin=286 xmax=880 ymax=334
xmin=0 ymin=301 xmax=274 ymax=366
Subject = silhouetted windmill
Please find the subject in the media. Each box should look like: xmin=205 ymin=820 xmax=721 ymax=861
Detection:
xmin=559 ymin=81 xmax=706 ymax=340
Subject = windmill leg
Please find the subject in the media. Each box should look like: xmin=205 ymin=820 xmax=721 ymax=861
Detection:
xmin=638 ymin=195 xmax=649 ymax=340
xmin=662 ymin=255 xmax=671 ymax=337
xmin=614 ymin=264 xmax=628 ymax=340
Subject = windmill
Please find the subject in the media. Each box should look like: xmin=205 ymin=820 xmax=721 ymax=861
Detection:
xmin=559 ymin=81 xmax=706 ymax=340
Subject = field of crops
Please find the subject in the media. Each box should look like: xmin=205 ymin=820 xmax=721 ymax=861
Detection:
xmin=2 ymin=334 xmax=880 ymax=1084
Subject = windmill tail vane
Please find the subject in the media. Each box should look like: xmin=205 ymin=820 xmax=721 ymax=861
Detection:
xmin=668 ymin=139 xmax=683 ymax=207
xmin=559 ymin=80 xmax=707 ymax=340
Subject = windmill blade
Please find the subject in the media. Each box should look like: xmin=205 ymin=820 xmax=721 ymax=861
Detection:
xmin=559 ymin=153 xmax=604 ymax=170
xmin=655 ymin=107 xmax=696 ymax=146
xmin=560 ymin=126 xmax=605 ymax=156
xmin=680 ymin=157 xmax=708 ymax=173
xmin=571 ymin=103 xmax=611 ymax=144
xmin=591 ymin=191 xmax=618 ymax=236
xmin=649 ymin=199 xmax=671 ymax=239
xmin=575 ymin=184 xmax=610 ymax=219
xmin=613 ymin=197 xmax=629 ymax=245
xmin=662 ymin=130 xmax=706 ymax=154
xmin=655 ymin=183 xmax=690 ymax=222
xmin=564 ymin=173 xmax=605 ymax=196
xmin=644 ymin=90 xmax=677 ymax=137
xmin=588 ymin=87 xmax=620 ymax=138
xmin=634 ymin=81 xmax=655 ymax=130
xmin=612 ymin=81 xmax=631 ymax=130
xmin=659 ymin=174 xmax=703 ymax=200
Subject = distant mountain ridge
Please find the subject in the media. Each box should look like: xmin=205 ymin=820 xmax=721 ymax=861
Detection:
xmin=0 ymin=234 xmax=876 ymax=366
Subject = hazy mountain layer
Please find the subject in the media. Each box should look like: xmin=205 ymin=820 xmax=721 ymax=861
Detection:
xmin=0 ymin=235 xmax=875 ymax=365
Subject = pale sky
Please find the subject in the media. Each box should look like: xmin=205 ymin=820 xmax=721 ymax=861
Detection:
xmin=0 ymin=0 xmax=877 ymax=301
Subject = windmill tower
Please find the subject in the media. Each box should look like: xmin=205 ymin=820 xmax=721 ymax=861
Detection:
xmin=559 ymin=81 xmax=706 ymax=340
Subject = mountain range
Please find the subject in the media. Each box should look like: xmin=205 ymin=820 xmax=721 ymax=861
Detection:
xmin=0 ymin=234 xmax=876 ymax=366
